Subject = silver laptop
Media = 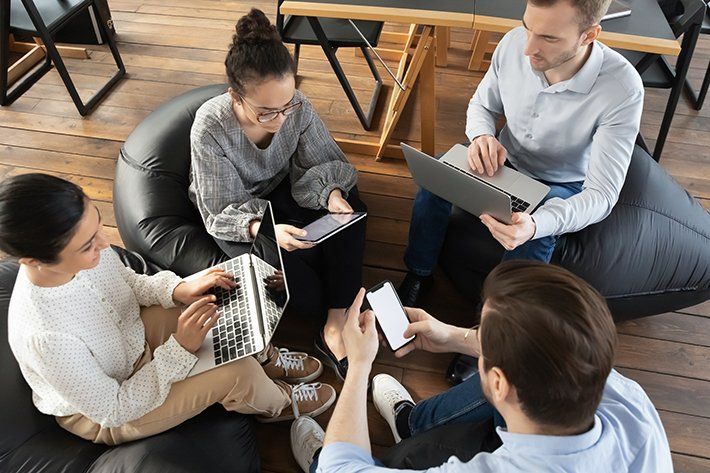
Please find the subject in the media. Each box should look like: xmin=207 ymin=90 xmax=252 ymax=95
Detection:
xmin=401 ymin=143 xmax=550 ymax=224
xmin=186 ymin=202 xmax=288 ymax=377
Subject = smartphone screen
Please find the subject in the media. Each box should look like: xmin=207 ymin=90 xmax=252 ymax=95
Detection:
xmin=366 ymin=281 xmax=415 ymax=351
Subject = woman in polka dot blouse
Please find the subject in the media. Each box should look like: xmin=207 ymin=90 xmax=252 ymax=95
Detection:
xmin=2 ymin=174 xmax=336 ymax=445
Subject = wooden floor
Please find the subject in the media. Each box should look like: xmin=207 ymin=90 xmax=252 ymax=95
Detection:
xmin=2 ymin=1 xmax=709 ymax=471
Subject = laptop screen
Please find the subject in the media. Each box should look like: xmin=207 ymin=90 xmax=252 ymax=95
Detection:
xmin=250 ymin=202 xmax=289 ymax=339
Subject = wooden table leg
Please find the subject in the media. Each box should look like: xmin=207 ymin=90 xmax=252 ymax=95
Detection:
xmin=435 ymin=26 xmax=449 ymax=67
xmin=419 ymin=39 xmax=436 ymax=156
xmin=468 ymin=30 xmax=493 ymax=71
xmin=384 ymin=24 xmax=416 ymax=119
xmin=376 ymin=25 xmax=435 ymax=158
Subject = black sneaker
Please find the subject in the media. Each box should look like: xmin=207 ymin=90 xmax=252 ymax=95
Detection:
xmin=397 ymin=272 xmax=434 ymax=307
xmin=446 ymin=354 xmax=479 ymax=385
xmin=314 ymin=328 xmax=348 ymax=381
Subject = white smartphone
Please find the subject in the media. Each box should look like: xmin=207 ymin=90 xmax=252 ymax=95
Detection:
xmin=365 ymin=280 xmax=415 ymax=351
xmin=295 ymin=212 xmax=367 ymax=244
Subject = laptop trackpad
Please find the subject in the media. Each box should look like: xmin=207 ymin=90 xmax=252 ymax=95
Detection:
xmin=474 ymin=165 xmax=521 ymax=190
xmin=441 ymin=145 xmax=521 ymax=191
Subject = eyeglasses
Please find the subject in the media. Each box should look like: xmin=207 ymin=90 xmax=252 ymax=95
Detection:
xmin=239 ymin=95 xmax=302 ymax=123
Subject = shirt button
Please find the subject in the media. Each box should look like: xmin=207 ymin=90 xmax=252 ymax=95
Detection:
xmin=101 ymin=297 xmax=106 ymax=302
xmin=526 ymin=133 xmax=533 ymax=139
xmin=532 ymin=113 xmax=539 ymax=118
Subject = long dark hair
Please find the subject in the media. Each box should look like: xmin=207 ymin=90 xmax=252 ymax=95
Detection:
xmin=225 ymin=9 xmax=296 ymax=95
xmin=0 ymin=174 xmax=87 ymax=263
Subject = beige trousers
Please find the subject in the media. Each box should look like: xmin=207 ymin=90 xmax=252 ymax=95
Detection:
xmin=56 ymin=305 xmax=291 ymax=445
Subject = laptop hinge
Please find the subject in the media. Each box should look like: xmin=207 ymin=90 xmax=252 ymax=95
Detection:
xmin=249 ymin=254 xmax=269 ymax=347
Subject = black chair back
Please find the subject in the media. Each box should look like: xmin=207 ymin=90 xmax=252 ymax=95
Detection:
xmin=661 ymin=0 xmax=706 ymax=36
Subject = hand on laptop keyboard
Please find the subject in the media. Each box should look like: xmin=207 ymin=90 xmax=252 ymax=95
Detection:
xmin=264 ymin=270 xmax=285 ymax=291
xmin=468 ymin=135 xmax=508 ymax=177
xmin=173 ymin=268 xmax=238 ymax=305
xmin=174 ymin=295 xmax=221 ymax=353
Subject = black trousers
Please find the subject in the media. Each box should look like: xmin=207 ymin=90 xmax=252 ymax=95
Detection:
xmin=214 ymin=177 xmax=367 ymax=319
xmin=381 ymin=418 xmax=501 ymax=469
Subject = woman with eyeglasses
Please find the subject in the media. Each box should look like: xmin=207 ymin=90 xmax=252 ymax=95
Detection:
xmin=189 ymin=8 xmax=367 ymax=379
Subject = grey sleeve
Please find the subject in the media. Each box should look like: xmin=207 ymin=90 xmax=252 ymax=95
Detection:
xmin=532 ymin=88 xmax=644 ymax=238
xmin=290 ymin=102 xmax=358 ymax=209
xmin=190 ymin=128 xmax=267 ymax=243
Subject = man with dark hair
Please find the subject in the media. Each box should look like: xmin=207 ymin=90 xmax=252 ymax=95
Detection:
xmin=290 ymin=261 xmax=672 ymax=472
xmin=398 ymin=0 xmax=644 ymax=308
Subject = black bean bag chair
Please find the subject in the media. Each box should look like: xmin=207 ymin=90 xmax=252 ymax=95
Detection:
xmin=440 ymin=145 xmax=710 ymax=321
xmin=0 ymin=247 xmax=260 ymax=473
xmin=114 ymin=84 xmax=229 ymax=277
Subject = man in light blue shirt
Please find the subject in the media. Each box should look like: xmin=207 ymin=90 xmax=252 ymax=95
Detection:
xmin=398 ymin=0 xmax=644 ymax=308
xmin=289 ymin=261 xmax=672 ymax=472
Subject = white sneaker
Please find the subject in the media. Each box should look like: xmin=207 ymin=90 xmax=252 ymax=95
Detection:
xmin=372 ymin=374 xmax=414 ymax=443
xmin=291 ymin=416 xmax=325 ymax=473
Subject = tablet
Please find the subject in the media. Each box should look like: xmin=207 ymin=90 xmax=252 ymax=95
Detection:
xmin=296 ymin=212 xmax=367 ymax=244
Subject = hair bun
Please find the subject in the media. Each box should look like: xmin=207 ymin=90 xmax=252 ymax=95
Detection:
xmin=234 ymin=8 xmax=279 ymax=45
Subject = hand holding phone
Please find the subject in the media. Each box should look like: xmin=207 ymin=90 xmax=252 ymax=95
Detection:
xmin=365 ymin=281 xmax=416 ymax=351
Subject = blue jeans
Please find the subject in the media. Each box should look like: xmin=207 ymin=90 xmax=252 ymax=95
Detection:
xmin=404 ymin=176 xmax=584 ymax=276
xmin=408 ymin=370 xmax=505 ymax=435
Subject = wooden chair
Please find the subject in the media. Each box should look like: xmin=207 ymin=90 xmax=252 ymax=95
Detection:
xmin=1 ymin=0 xmax=125 ymax=116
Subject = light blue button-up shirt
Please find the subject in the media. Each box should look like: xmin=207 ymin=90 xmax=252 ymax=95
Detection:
xmin=466 ymin=27 xmax=644 ymax=239
xmin=317 ymin=370 xmax=672 ymax=472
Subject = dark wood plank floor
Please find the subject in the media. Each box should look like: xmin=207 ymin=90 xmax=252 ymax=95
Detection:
xmin=2 ymin=1 xmax=708 ymax=471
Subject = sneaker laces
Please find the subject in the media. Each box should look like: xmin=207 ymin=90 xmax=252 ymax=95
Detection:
xmin=291 ymin=383 xmax=321 ymax=418
xmin=383 ymin=388 xmax=407 ymax=413
xmin=274 ymin=348 xmax=307 ymax=375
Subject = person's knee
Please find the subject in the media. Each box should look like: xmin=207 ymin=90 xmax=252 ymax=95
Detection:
xmin=231 ymin=356 xmax=264 ymax=378
xmin=534 ymin=235 xmax=557 ymax=251
xmin=415 ymin=188 xmax=451 ymax=210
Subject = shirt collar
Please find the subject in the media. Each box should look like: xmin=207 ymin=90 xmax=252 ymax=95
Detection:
xmin=535 ymin=41 xmax=604 ymax=95
xmin=496 ymin=414 xmax=603 ymax=455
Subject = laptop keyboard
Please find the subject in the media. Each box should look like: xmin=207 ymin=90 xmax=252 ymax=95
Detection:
xmin=210 ymin=258 xmax=256 ymax=366
xmin=510 ymin=196 xmax=531 ymax=213
xmin=442 ymin=161 xmax=531 ymax=213
xmin=253 ymin=258 xmax=281 ymax=340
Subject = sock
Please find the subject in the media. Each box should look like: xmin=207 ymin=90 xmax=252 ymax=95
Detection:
xmin=311 ymin=447 xmax=322 ymax=468
xmin=393 ymin=400 xmax=415 ymax=440
xmin=256 ymin=344 xmax=274 ymax=364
